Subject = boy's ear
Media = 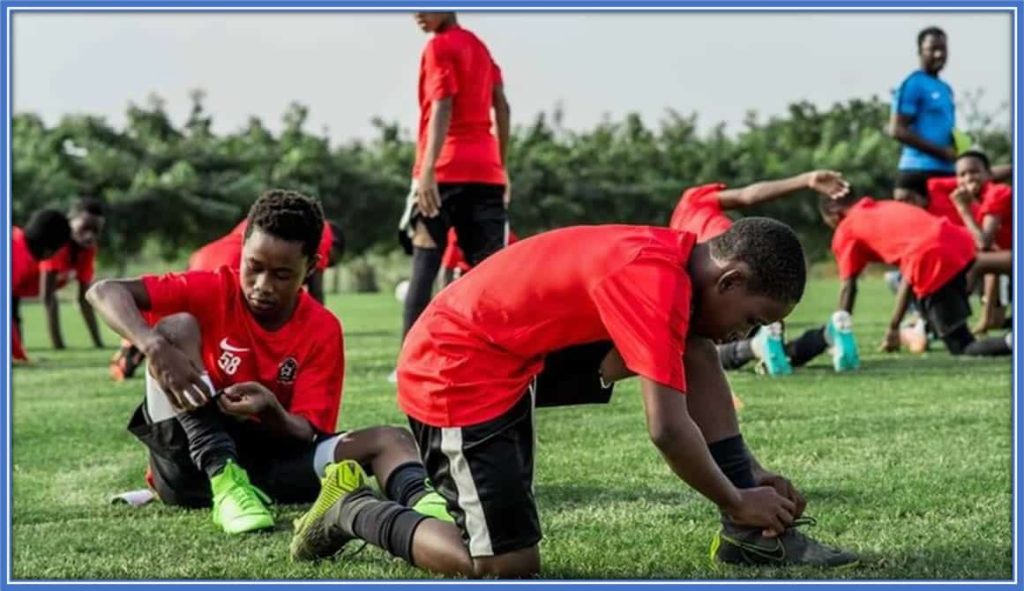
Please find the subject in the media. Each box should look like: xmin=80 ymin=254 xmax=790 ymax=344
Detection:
xmin=716 ymin=266 xmax=749 ymax=294
xmin=306 ymin=254 xmax=322 ymax=280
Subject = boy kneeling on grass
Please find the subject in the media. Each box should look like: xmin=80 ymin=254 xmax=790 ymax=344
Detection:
xmin=88 ymin=190 xmax=446 ymax=535
xmin=290 ymin=219 xmax=858 ymax=577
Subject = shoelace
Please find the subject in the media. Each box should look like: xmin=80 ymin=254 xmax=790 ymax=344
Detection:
xmin=232 ymin=484 xmax=271 ymax=513
xmin=791 ymin=516 xmax=817 ymax=529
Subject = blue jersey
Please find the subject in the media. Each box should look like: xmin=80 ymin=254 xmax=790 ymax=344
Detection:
xmin=891 ymin=70 xmax=956 ymax=172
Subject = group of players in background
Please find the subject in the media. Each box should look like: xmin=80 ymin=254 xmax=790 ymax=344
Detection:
xmin=9 ymin=13 xmax=1013 ymax=578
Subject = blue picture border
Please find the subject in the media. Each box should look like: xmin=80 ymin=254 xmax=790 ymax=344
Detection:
xmin=0 ymin=0 xmax=1019 ymax=589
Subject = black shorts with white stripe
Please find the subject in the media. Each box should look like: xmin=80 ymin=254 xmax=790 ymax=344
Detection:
xmin=406 ymin=340 xmax=616 ymax=557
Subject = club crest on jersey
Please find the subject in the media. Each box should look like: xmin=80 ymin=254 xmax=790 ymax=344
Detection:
xmin=278 ymin=357 xmax=299 ymax=385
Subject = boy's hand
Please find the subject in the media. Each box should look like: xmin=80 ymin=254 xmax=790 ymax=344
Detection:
xmin=950 ymin=185 xmax=977 ymax=210
xmin=879 ymin=327 xmax=901 ymax=352
xmin=145 ymin=337 xmax=211 ymax=411
xmin=218 ymin=382 xmax=280 ymax=418
xmin=416 ymin=169 xmax=441 ymax=218
xmin=727 ymin=486 xmax=796 ymax=538
xmin=753 ymin=469 xmax=806 ymax=519
xmin=808 ymin=170 xmax=850 ymax=200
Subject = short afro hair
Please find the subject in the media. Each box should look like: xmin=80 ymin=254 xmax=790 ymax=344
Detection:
xmin=69 ymin=196 xmax=106 ymax=218
xmin=245 ymin=190 xmax=324 ymax=260
xmin=917 ymin=26 xmax=946 ymax=48
xmin=707 ymin=217 xmax=807 ymax=305
xmin=24 ymin=209 xmax=71 ymax=257
xmin=957 ymin=149 xmax=991 ymax=171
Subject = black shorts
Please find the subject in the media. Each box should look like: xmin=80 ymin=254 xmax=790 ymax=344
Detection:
xmin=127 ymin=404 xmax=328 ymax=508
xmin=894 ymin=169 xmax=951 ymax=200
xmin=402 ymin=183 xmax=508 ymax=266
xmin=407 ymin=341 xmax=615 ymax=557
xmin=917 ymin=263 xmax=973 ymax=338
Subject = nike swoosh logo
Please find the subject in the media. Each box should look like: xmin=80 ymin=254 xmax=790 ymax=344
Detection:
xmin=219 ymin=338 xmax=250 ymax=353
xmin=725 ymin=534 xmax=787 ymax=563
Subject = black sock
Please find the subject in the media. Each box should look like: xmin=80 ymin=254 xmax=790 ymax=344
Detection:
xmin=718 ymin=339 xmax=755 ymax=370
xmin=964 ymin=334 xmax=1012 ymax=357
xmin=385 ymin=462 xmax=429 ymax=506
xmin=402 ymin=247 xmax=443 ymax=338
xmin=176 ymin=406 xmax=238 ymax=478
xmin=942 ymin=324 xmax=975 ymax=355
xmin=785 ymin=326 xmax=828 ymax=368
xmin=342 ymin=490 xmax=427 ymax=564
xmin=708 ymin=435 xmax=756 ymax=489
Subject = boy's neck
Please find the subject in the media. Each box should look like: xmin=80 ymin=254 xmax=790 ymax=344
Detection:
xmin=686 ymin=242 xmax=716 ymax=303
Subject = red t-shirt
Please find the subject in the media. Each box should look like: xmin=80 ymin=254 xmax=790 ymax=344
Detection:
xmin=831 ymin=198 xmax=976 ymax=299
xmin=441 ymin=227 xmax=519 ymax=272
xmin=668 ymin=183 xmax=734 ymax=241
xmin=11 ymin=227 xmax=42 ymax=298
xmin=188 ymin=221 xmax=334 ymax=272
xmin=976 ymin=183 xmax=1013 ymax=251
xmin=926 ymin=177 xmax=980 ymax=227
xmin=412 ymin=25 xmax=506 ymax=185
xmin=40 ymin=243 xmax=97 ymax=287
xmin=398 ymin=225 xmax=695 ymax=428
xmin=141 ymin=268 xmax=345 ymax=433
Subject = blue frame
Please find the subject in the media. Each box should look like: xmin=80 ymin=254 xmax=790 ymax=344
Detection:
xmin=0 ymin=1 xmax=1019 ymax=589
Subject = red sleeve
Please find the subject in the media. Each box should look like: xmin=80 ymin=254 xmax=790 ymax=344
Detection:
xmin=831 ymin=225 xmax=870 ymax=280
xmin=38 ymin=246 xmax=70 ymax=274
xmin=77 ymin=247 xmax=97 ymax=284
xmin=423 ymin=39 xmax=458 ymax=101
xmin=590 ymin=251 xmax=690 ymax=393
xmin=140 ymin=270 xmax=225 ymax=318
xmin=289 ymin=317 xmax=344 ymax=433
xmin=979 ymin=184 xmax=1013 ymax=220
xmin=926 ymin=176 xmax=958 ymax=198
xmin=669 ymin=183 xmax=726 ymax=231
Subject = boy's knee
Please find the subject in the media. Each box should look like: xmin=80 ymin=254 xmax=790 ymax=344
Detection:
xmin=153 ymin=313 xmax=202 ymax=347
xmin=471 ymin=547 xmax=540 ymax=579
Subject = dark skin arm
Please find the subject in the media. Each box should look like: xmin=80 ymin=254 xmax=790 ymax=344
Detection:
xmin=416 ymin=97 xmax=454 ymax=218
xmin=881 ymin=278 xmax=913 ymax=352
xmin=887 ymin=113 xmax=956 ymax=162
xmin=78 ymin=280 xmax=104 ymax=348
xmin=641 ymin=378 xmax=795 ymax=535
xmin=86 ymin=279 xmax=211 ymax=410
xmin=492 ymin=84 xmax=511 ymax=205
xmin=218 ymin=382 xmax=318 ymax=443
xmin=715 ymin=170 xmax=849 ymax=210
xmin=838 ymin=277 xmax=859 ymax=314
xmin=41 ymin=272 xmax=65 ymax=350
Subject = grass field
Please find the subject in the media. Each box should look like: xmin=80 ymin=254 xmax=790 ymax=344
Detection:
xmin=9 ymin=277 xmax=1014 ymax=580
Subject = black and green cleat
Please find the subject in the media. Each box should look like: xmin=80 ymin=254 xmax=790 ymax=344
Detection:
xmin=711 ymin=517 xmax=859 ymax=568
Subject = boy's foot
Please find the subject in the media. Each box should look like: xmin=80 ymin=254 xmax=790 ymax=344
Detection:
xmin=210 ymin=460 xmax=274 ymax=534
xmin=900 ymin=318 xmax=929 ymax=354
xmin=290 ymin=460 xmax=371 ymax=561
xmin=110 ymin=344 xmax=144 ymax=381
xmin=412 ymin=480 xmax=454 ymax=523
xmin=712 ymin=517 xmax=859 ymax=568
xmin=752 ymin=323 xmax=792 ymax=376
xmin=826 ymin=311 xmax=860 ymax=372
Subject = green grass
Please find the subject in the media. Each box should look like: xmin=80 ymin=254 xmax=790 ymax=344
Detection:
xmin=11 ymin=278 xmax=1013 ymax=580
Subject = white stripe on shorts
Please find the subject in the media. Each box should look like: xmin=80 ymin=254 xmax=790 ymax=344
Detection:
xmin=440 ymin=427 xmax=494 ymax=557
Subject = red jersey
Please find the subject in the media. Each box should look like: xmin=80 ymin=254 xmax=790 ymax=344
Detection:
xmin=976 ymin=183 xmax=1013 ymax=251
xmin=11 ymin=227 xmax=42 ymax=298
xmin=668 ymin=183 xmax=733 ymax=241
xmin=926 ymin=177 xmax=980 ymax=227
xmin=141 ymin=268 xmax=344 ymax=433
xmin=831 ymin=198 xmax=976 ymax=299
xmin=40 ymin=243 xmax=97 ymax=287
xmin=188 ymin=221 xmax=334 ymax=272
xmin=441 ymin=227 xmax=519 ymax=272
xmin=399 ymin=225 xmax=695 ymax=428
xmin=413 ymin=25 xmax=506 ymax=185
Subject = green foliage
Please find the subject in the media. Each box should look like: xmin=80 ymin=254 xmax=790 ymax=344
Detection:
xmin=12 ymin=92 xmax=1010 ymax=266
